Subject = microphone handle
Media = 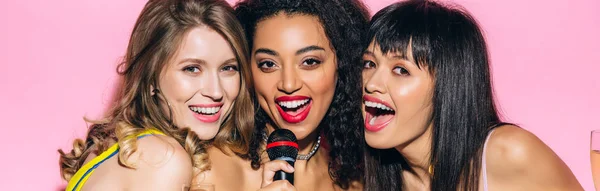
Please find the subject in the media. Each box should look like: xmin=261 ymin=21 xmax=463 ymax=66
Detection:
xmin=274 ymin=170 xmax=294 ymax=185
xmin=273 ymin=159 xmax=294 ymax=185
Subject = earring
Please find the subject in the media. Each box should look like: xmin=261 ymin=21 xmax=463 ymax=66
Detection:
xmin=428 ymin=164 xmax=434 ymax=175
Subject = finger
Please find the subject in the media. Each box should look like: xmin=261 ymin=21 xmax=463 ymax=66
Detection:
xmin=262 ymin=160 xmax=295 ymax=187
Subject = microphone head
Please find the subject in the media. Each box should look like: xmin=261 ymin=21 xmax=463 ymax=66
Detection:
xmin=266 ymin=129 xmax=299 ymax=162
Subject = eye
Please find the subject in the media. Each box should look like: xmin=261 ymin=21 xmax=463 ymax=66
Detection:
xmin=363 ymin=60 xmax=376 ymax=69
xmin=222 ymin=65 xmax=239 ymax=72
xmin=183 ymin=66 xmax=200 ymax=73
xmin=258 ymin=61 xmax=276 ymax=68
xmin=393 ymin=66 xmax=410 ymax=76
xmin=257 ymin=60 xmax=278 ymax=72
xmin=301 ymin=58 xmax=322 ymax=68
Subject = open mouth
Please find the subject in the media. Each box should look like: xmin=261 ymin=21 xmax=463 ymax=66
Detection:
xmin=364 ymin=95 xmax=395 ymax=132
xmin=275 ymin=96 xmax=312 ymax=124
xmin=189 ymin=104 xmax=223 ymax=123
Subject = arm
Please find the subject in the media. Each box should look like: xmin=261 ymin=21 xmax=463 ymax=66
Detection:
xmin=485 ymin=125 xmax=583 ymax=191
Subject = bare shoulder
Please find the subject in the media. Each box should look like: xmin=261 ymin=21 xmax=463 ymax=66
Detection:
xmin=485 ymin=125 xmax=582 ymax=190
xmin=200 ymin=146 xmax=262 ymax=191
xmin=486 ymin=125 xmax=547 ymax=167
xmin=124 ymin=134 xmax=193 ymax=190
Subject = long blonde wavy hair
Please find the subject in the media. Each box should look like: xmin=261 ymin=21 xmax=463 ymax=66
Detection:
xmin=58 ymin=0 xmax=254 ymax=181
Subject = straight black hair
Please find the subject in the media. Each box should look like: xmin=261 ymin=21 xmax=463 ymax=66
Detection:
xmin=364 ymin=1 xmax=505 ymax=190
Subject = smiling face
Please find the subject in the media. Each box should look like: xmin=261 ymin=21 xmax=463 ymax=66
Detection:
xmin=158 ymin=26 xmax=241 ymax=140
xmin=361 ymin=40 xmax=434 ymax=149
xmin=251 ymin=13 xmax=337 ymax=140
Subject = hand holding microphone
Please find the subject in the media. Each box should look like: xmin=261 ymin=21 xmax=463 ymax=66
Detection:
xmin=259 ymin=129 xmax=298 ymax=191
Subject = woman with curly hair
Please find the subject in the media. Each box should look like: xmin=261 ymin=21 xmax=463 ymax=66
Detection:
xmin=200 ymin=0 xmax=369 ymax=190
xmin=57 ymin=0 xmax=254 ymax=190
xmin=361 ymin=1 xmax=582 ymax=190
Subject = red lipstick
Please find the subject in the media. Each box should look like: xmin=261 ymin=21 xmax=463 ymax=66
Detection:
xmin=275 ymin=96 xmax=312 ymax=124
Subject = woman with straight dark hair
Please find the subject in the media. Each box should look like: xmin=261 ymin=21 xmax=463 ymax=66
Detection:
xmin=361 ymin=1 xmax=582 ymax=190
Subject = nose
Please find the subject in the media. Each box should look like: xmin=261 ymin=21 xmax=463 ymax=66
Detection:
xmin=364 ymin=68 xmax=387 ymax=94
xmin=201 ymin=73 xmax=224 ymax=101
xmin=277 ymin=65 xmax=302 ymax=94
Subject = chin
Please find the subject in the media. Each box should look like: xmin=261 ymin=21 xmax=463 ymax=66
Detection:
xmin=365 ymin=137 xmax=394 ymax=149
xmin=365 ymin=132 xmax=400 ymax=149
xmin=190 ymin=124 xmax=219 ymax=140
xmin=277 ymin=122 xmax=315 ymax=141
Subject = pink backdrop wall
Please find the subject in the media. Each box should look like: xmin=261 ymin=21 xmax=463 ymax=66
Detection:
xmin=1 ymin=0 xmax=598 ymax=190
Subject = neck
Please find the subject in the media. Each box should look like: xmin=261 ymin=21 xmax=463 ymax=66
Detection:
xmin=395 ymin=123 xmax=434 ymax=183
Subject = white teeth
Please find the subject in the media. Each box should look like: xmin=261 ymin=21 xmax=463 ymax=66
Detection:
xmin=364 ymin=101 xmax=394 ymax=111
xmin=278 ymin=99 xmax=310 ymax=109
xmin=189 ymin=106 xmax=221 ymax=115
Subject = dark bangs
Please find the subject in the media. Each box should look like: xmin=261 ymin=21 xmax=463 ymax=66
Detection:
xmin=368 ymin=1 xmax=438 ymax=70
xmin=364 ymin=1 xmax=501 ymax=190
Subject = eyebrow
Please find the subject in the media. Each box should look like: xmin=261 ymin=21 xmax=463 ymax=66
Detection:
xmin=179 ymin=58 xmax=206 ymax=65
xmin=254 ymin=48 xmax=278 ymax=56
xmin=179 ymin=58 xmax=237 ymax=65
xmin=222 ymin=58 xmax=237 ymax=65
xmin=363 ymin=50 xmax=409 ymax=60
xmin=296 ymin=45 xmax=325 ymax=55
xmin=392 ymin=54 xmax=408 ymax=60
xmin=254 ymin=45 xmax=326 ymax=57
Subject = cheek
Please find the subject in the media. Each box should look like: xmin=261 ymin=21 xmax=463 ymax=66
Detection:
xmin=302 ymin=62 xmax=337 ymax=95
xmin=389 ymin=77 xmax=432 ymax=120
xmin=222 ymin=74 xmax=241 ymax=101
xmin=252 ymin=68 xmax=277 ymax=101
xmin=251 ymin=68 xmax=278 ymax=116
xmin=160 ymin=72 xmax=195 ymax=102
xmin=391 ymin=76 xmax=429 ymax=101
xmin=362 ymin=70 xmax=374 ymax=91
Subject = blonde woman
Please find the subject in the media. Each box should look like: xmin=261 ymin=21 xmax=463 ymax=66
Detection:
xmin=58 ymin=0 xmax=254 ymax=190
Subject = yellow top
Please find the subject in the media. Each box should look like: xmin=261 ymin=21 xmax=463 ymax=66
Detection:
xmin=65 ymin=129 xmax=165 ymax=191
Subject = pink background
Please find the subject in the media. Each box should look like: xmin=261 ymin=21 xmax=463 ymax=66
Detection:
xmin=0 ymin=0 xmax=598 ymax=190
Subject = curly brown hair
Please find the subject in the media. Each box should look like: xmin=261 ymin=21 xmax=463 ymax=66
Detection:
xmin=234 ymin=0 xmax=370 ymax=189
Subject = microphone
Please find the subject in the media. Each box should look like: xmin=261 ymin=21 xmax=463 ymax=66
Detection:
xmin=266 ymin=129 xmax=298 ymax=185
